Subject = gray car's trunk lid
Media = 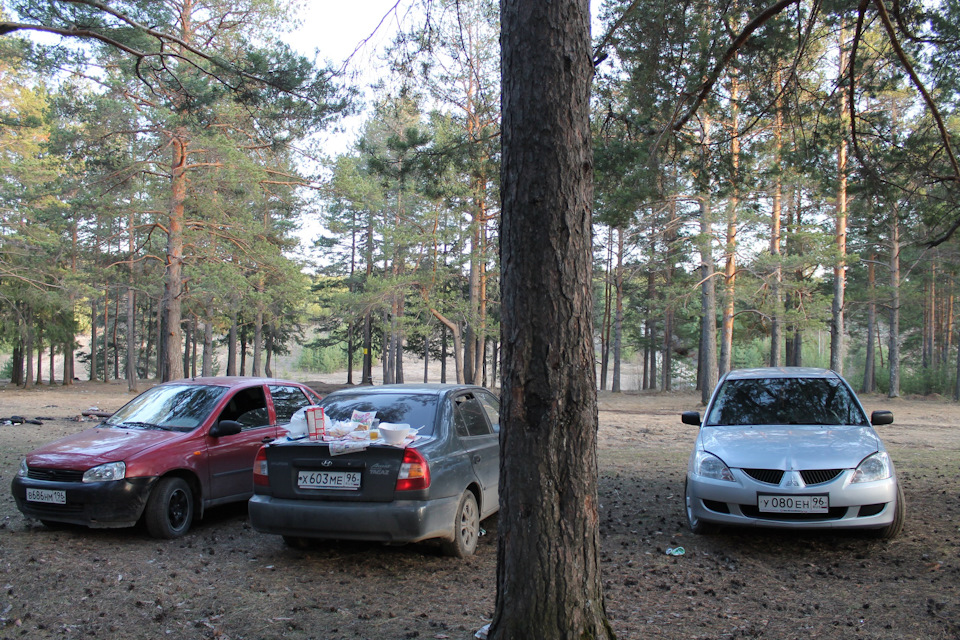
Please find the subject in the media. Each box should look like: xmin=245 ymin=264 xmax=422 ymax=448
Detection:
xmin=264 ymin=440 xmax=408 ymax=502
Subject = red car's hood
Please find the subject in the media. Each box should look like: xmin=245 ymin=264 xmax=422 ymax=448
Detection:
xmin=26 ymin=426 xmax=186 ymax=469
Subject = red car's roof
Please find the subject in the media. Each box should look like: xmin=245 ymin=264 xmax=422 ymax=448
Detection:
xmin=158 ymin=376 xmax=309 ymax=389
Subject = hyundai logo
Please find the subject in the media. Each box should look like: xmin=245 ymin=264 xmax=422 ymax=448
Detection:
xmin=321 ymin=460 xmax=334 ymax=467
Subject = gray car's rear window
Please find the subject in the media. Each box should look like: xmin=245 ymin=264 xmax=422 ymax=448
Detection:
xmin=320 ymin=393 xmax=439 ymax=436
xmin=705 ymin=377 xmax=868 ymax=427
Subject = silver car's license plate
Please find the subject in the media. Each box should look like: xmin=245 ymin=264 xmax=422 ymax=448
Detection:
xmin=758 ymin=494 xmax=828 ymax=514
xmin=26 ymin=488 xmax=66 ymax=504
xmin=297 ymin=470 xmax=361 ymax=490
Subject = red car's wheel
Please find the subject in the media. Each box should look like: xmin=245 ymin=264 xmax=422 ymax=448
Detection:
xmin=145 ymin=477 xmax=194 ymax=539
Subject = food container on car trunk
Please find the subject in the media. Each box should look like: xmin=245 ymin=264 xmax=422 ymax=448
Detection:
xmin=379 ymin=423 xmax=412 ymax=445
xmin=305 ymin=406 xmax=325 ymax=440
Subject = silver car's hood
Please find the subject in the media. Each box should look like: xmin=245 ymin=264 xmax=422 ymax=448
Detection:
xmin=699 ymin=426 xmax=880 ymax=470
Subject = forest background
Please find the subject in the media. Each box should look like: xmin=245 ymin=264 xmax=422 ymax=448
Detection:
xmin=2 ymin=0 xmax=960 ymax=401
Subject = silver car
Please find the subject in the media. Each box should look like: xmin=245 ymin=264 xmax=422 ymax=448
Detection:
xmin=682 ymin=367 xmax=904 ymax=539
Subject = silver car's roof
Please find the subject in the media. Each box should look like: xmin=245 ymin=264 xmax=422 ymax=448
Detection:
xmin=723 ymin=367 xmax=841 ymax=380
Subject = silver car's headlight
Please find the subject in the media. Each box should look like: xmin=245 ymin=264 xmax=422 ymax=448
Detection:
xmin=693 ymin=451 xmax=735 ymax=481
xmin=82 ymin=461 xmax=126 ymax=483
xmin=18 ymin=459 xmax=28 ymax=478
xmin=851 ymin=452 xmax=891 ymax=483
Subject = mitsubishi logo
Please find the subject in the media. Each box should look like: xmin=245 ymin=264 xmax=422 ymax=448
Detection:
xmin=783 ymin=470 xmax=804 ymax=488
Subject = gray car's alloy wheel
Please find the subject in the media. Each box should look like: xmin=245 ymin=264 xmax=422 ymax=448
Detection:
xmin=145 ymin=477 xmax=194 ymax=539
xmin=442 ymin=490 xmax=480 ymax=557
xmin=685 ymin=479 xmax=717 ymax=535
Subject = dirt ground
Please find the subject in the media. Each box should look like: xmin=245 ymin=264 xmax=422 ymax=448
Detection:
xmin=1 ymin=380 xmax=958 ymax=640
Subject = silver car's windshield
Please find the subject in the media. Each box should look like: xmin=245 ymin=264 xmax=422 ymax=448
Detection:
xmin=104 ymin=384 xmax=228 ymax=432
xmin=705 ymin=377 xmax=869 ymax=427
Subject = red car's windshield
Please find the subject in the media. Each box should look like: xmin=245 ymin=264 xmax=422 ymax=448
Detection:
xmin=103 ymin=385 xmax=228 ymax=432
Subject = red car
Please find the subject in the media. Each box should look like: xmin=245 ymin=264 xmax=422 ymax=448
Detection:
xmin=11 ymin=377 xmax=322 ymax=539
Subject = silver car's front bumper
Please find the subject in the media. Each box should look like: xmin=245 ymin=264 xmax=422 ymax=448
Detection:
xmin=686 ymin=468 xmax=899 ymax=531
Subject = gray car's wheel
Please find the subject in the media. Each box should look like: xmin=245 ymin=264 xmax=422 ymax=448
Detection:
xmin=685 ymin=479 xmax=717 ymax=535
xmin=282 ymin=535 xmax=312 ymax=549
xmin=871 ymin=483 xmax=905 ymax=540
xmin=441 ymin=490 xmax=480 ymax=558
xmin=145 ymin=477 xmax=194 ymax=539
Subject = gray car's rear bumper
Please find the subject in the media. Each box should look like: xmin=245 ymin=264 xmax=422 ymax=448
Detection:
xmin=248 ymin=493 xmax=460 ymax=543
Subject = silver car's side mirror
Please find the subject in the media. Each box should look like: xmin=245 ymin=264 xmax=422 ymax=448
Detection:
xmin=871 ymin=410 xmax=894 ymax=426
xmin=681 ymin=411 xmax=701 ymax=427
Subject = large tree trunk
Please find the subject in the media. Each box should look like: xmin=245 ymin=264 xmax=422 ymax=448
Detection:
xmin=769 ymin=80 xmax=783 ymax=368
xmin=126 ymin=287 xmax=137 ymax=392
xmin=265 ymin=326 xmax=274 ymax=378
xmin=253 ymin=307 xmax=263 ymax=377
xmin=697 ymin=116 xmax=718 ymax=404
xmin=492 ymin=0 xmax=612 ymax=637
xmin=699 ymin=194 xmax=718 ymax=404
xmin=599 ymin=227 xmax=614 ymax=391
xmin=90 ymin=299 xmax=98 ymax=382
xmin=163 ymin=132 xmax=187 ymax=382
xmin=430 ymin=309 xmax=464 ymax=384
xmin=127 ymin=211 xmax=138 ymax=392
xmin=719 ymin=68 xmax=741 ymax=377
xmin=612 ymin=228 xmax=624 ymax=393
xmin=831 ymin=25 xmax=849 ymax=374
xmin=103 ymin=287 xmax=110 ymax=382
xmin=888 ymin=208 xmax=901 ymax=398
xmin=662 ymin=195 xmax=678 ymax=391
xmin=63 ymin=222 xmax=78 ymax=386
xmin=227 ymin=308 xmax=238 ymax=376
xmin=202 ymin=321 xmax=213 ymax=377
xmin=863 ymin=255 xmax=877 ymax=393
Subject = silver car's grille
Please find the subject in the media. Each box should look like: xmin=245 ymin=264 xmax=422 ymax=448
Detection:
xmin=800 ymin=469 xmax=843 ymax=485
xmin=27 ymin=468 xmax=84 ymax=483
xmin=743 ymin=469 xmax=784 ymax=485
xmin=743 ymin=468 xmax=843 ymax=486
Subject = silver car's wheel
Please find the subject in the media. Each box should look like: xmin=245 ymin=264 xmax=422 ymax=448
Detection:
xmin=685 ymin=479 xmax=716 ymax=535
xmin=872 ymin=483 xmax=905 ymax=540
xmin=441 ymin=491 xmax=480 ymax=557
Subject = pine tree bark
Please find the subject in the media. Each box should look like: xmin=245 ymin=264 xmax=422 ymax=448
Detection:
xmin=719 ymin=67 xmax=741 ymax=377
xmin=163 ymin=132 xmax=187 ymax=382
xmin=612 ymin=228 xmax=624 ymax=393
xmin=492 ymin=0 xmax=612 ymax=636
xmin=769 ymin=78 xmax=783 ymax=368
xmin=699 ymin=192 xmax=718 ymax=403
xmin=127 ymin=211 xmax=137 ymax=392
xmin=888 ymin=208 xmax=901 ymax=398
xmin=863 ymin=255 xmax=877 ymax=393
xmin=831 ymin=25 xmax=849 ymax=374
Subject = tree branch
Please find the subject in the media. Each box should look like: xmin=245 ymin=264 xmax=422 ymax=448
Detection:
xmin=871 ymin=0 xmax=960 ymax=184
xmin=670 ymin=0 xmax=802 ymax=132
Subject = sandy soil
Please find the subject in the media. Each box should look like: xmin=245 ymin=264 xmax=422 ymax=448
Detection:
xmin=1 ymin=380 xmax=958 ymax=640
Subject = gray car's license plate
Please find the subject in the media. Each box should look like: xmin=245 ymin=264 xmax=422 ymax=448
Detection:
xmin=297 ymin=470 xmax=361 ymax=490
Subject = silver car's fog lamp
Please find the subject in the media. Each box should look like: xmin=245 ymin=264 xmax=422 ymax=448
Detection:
xmin=851 ymin=452 xmax=891 ymax=483
xmin=82 ymin=461 xmax=126 ymax=483
xmin=17 ymin=459 xmax=28 ymax=477
xmin=694 ymin=451 xmax=735 ymax=482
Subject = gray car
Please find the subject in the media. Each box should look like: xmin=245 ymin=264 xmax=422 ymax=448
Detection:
xmin=682 ymin=367 xmax=904 ymax=539
xmin=248 ymin=384 xmax=500 ymax=557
